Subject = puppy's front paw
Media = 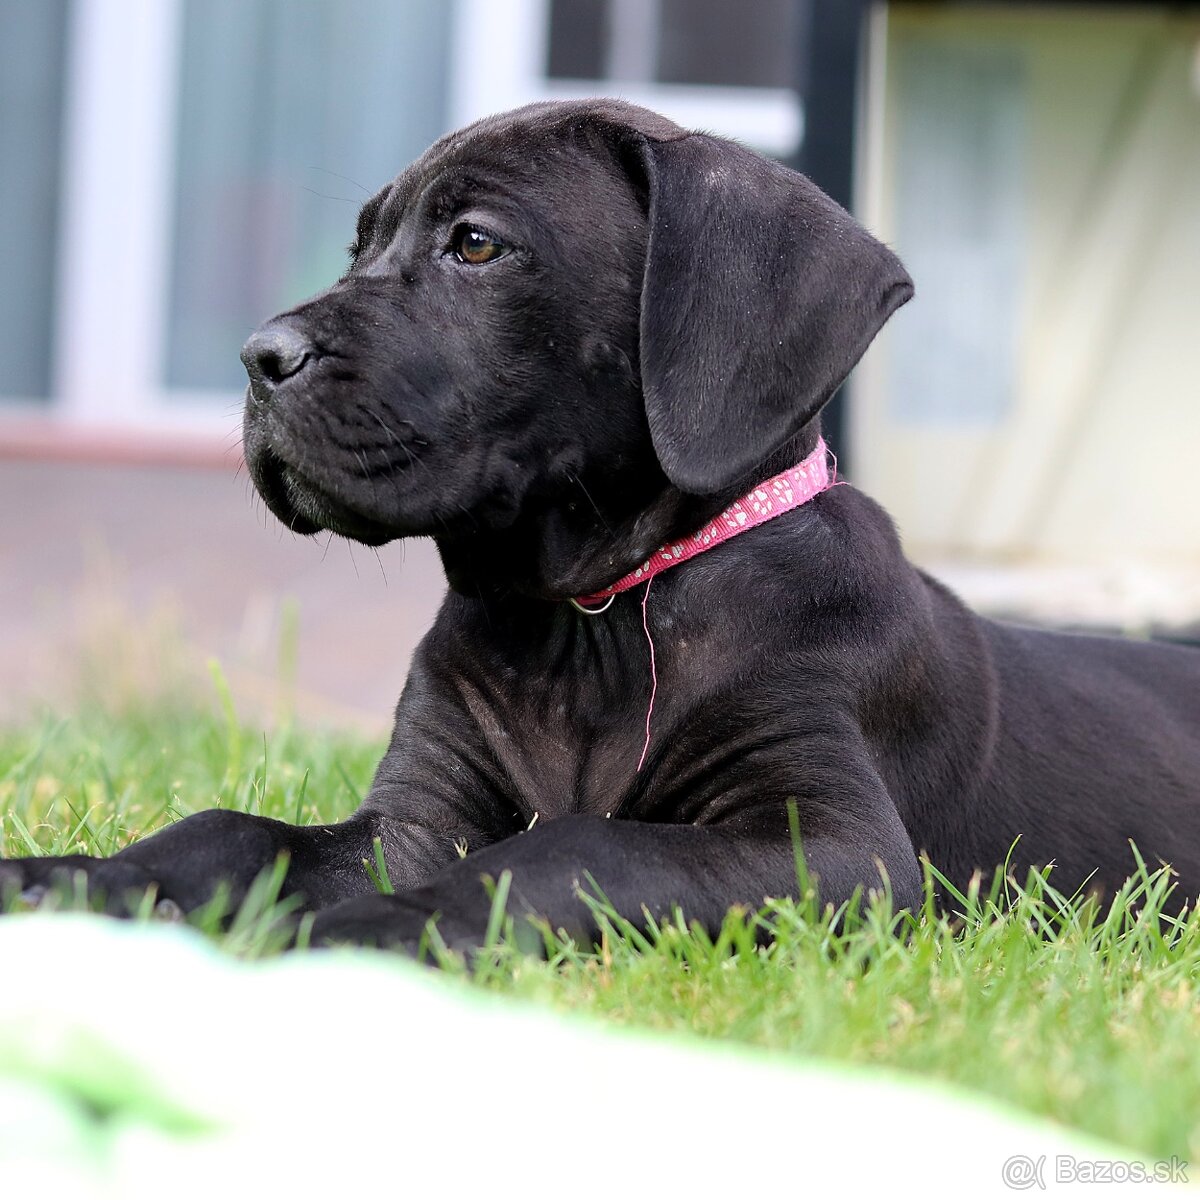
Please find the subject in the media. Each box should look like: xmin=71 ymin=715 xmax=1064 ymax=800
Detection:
xmin=0 ymin=860 xmax=27 ymax=903
xmin=0 ymin=862 xmax=50 ymax=911
xmin=0 ymin=854 xmax=157 ymax=916
xmin=0 ymin=855 xmax=87 ymax=909
xmin=308 ymin=894 xmax=447 ymax=955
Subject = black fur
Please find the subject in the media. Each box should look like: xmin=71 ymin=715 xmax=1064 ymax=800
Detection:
xmin=4 ymin=100 xmax=1198 ymax=950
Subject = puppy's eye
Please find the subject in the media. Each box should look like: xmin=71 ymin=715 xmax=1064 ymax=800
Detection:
xmin=453 ymin=226 xmax=507 ymax=265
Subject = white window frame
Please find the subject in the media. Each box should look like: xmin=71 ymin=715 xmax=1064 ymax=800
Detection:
xmin=448 ymin=0 xmax=804 ymax=159
xmin=51 ymin=0 xmax=239 ymax=435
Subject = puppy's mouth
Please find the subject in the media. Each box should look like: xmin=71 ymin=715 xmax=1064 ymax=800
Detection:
xmin=248 ymin=443 xmax=397 ymax=546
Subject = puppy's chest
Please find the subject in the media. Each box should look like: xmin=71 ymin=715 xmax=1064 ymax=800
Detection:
xmin=458 ymin=615 xmax=732 ymax=820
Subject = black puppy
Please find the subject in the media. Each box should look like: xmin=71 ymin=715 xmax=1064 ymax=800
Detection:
xmin=5 ymin=100 xmax=1198 ymax=948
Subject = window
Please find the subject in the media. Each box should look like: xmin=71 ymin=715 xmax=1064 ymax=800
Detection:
xmin=165 ymin=0 xmax=452 ymax=393
xmin=448 ymin=0 xmax=803 ymax=159
xmin=0 ymin=0 xmax=70 ymax=402
xmin=887 ymin=37 xmax=1026 ymax=426
xmin=548 ymin=0 xmax=798 ymax=89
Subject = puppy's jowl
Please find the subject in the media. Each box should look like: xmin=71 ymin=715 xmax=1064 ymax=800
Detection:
xmin=5 ymin=101 xmax=1198 ymax=949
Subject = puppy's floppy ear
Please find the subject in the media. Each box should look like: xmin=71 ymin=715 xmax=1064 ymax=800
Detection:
xmin=632 ymin=132 xmax=912 ymax=494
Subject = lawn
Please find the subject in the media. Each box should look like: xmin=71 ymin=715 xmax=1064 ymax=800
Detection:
xmin=3 ymin=692 xmax=1199 ymax=1164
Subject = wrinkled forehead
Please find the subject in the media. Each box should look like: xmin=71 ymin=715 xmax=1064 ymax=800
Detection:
xmin=413 ymin=121 xmax=602 ymax=210
xmin=359 ymin=108 xmax=648 ymax=245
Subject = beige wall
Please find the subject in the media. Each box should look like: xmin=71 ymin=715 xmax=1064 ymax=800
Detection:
xmin=856 ymin=6 xmax=1200 ymax=565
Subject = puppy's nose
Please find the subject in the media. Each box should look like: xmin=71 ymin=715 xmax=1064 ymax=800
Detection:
xmin=240 ymin=322 xmax=313 ymax=388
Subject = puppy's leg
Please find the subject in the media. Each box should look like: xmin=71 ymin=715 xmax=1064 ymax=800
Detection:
xmin=0 ymin=762 xmax=521 ymax=923
xmin=0 ymin=809 xmax=386 ymax=917
xmin=308 ymin=801 xmax=922 ymax=953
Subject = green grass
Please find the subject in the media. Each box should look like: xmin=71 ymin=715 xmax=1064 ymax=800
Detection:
xmin=4 ymin=698 xmax=1200 ymax=1162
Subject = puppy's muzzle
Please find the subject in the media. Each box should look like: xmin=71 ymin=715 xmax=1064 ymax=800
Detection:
xmin=240 ymin=320 xmax=313 ymax=404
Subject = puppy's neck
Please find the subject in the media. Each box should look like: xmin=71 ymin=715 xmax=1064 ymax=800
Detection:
xmin=436 ymin=424 xmax=822 ymax=602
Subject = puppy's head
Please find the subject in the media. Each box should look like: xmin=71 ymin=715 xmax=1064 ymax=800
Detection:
xmin=241 ymin=99 xmax=911 ymax=592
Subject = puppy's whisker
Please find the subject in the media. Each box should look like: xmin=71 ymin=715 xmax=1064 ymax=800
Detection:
xmin=299 ymin=185 xmax=358 ymax=204
xmin=568 ymin=472 xmax=613 ymax=535
xmin=370 ymin=412 xmax=402 ymax=445
xmin=305 ymin=165 xmax=373 ymax=195
xmin=367 ymin=411 xmax=427 ymax=476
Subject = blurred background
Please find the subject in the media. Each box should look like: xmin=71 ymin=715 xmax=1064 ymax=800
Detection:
xmin=2 ymin=0 xmax=1198 ymax=728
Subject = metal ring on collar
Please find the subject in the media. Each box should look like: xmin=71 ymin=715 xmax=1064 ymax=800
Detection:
xmin=569 ymin=595 xmax=616 ymax=615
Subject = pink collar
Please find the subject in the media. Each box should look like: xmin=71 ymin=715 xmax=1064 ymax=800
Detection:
xmin=571 ymin=438 xmax=833 ymax=611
